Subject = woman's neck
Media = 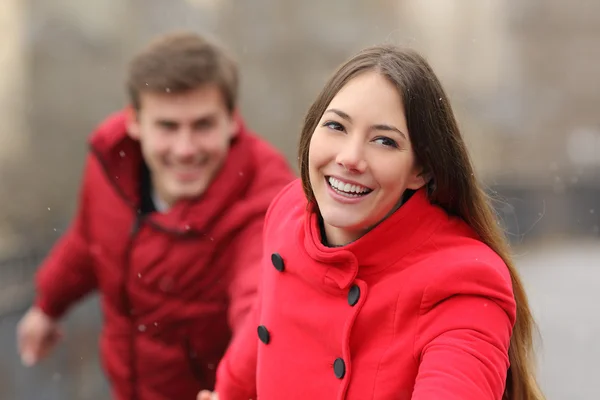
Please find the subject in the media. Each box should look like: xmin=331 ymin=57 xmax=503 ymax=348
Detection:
xmin=318 ymin=217 xmax=345 ymax=247
xmin=317 ymin=189 xmax=416 ymax=248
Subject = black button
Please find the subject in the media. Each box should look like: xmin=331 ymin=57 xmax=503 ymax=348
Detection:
xmin=257 ymin=325 xmax=270 ymax=344
xmin=271 ymin=253 xmax=285 ymax=272
xmin=333 ymin=358 xmax=345 ymax=379
xmin=348 ymin=284 xmax=360 ymax=306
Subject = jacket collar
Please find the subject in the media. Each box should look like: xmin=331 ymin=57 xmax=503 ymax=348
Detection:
xmin=301 ymin=188 xmax=447 ymax=290
xmin=88 ymin=109 xmax=255 ymax=234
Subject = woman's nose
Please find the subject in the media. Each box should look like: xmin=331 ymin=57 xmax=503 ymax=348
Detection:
xmin=335 ymin=139 xmax=367 ymax=173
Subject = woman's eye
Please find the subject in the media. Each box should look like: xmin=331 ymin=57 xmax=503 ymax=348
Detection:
xmin=374 ymin=136 xmax=398 ymax=148
xmin=323 ymin=121 xmax=345 ymax=131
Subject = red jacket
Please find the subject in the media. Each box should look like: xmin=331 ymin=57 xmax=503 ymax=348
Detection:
xmin=34 ymin=110 xmax=295 ymax=400
xmin=215 ymin=180 xmax=516 ymax=399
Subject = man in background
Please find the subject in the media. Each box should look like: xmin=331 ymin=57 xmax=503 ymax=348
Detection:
xmin=17 ymin=31 xmax=294 ymax=399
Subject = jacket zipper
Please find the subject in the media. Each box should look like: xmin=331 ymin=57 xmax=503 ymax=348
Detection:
xmin=124 ymin=214 xmax=142 ymax=400
xmin=184 ymin=337 xmax=204 ymax=383
xmin=89 ymin=145 xmax=199 ymax=399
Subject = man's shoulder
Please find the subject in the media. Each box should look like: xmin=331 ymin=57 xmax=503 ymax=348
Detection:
xmin=242 ymin=129 xmax=289 ymax=167
xmin=88 ymin=109 xmax=129 ymax=151
xmin=235 ymin=122 xmax=296 ymax=196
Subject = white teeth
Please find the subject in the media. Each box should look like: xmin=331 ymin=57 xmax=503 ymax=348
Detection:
xmin=327 ymin=177 xmax=370 ymax=194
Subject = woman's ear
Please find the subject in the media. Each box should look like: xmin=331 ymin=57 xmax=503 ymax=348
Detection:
xmin=407 ymin=167 xmax=431 ymax=190
xmin=125 ymin=105 xmax=141 ymax=140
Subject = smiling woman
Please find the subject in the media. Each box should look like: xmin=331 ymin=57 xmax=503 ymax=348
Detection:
xmin=308 ymin=71 xmax=426 ymax=246
xmin=207 ymin=45 xmax=545 ymax=400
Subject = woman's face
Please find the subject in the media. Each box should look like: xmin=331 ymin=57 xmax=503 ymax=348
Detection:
xmin=308 ymin=71 xmax=426 ymax=246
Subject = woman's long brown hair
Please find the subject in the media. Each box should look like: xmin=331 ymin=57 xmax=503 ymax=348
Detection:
xmin=298 ymin=45 xmax=544 ymax=400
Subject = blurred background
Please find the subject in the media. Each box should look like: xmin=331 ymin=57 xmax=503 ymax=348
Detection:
xmin=0 ymin=0 xmax=598 ymax=398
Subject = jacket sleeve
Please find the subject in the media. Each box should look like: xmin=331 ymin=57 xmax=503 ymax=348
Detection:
xmin=216 ymin=219 xmax=263 ymax=400
xmin=226 ymin=217 xmax=265 ymax=336
xmin=216 ymin=297 xmax=260 ymax=400
xmin=225 ymin=143 xmax=295 ymax=335
xmin=216 ymin=180 xmax=298 ymax=400
xmin=411 ymin=259 xmax=517 ymax=400
xmin=34 ymin=155 xmax=97 ymax=319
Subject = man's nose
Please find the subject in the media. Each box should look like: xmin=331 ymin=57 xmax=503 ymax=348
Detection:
xmin=173 ymin=130 xmax=196 ymax=158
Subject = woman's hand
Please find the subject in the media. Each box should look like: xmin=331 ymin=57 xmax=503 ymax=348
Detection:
xmin=197 ymin=390 xmax=219 ymax=400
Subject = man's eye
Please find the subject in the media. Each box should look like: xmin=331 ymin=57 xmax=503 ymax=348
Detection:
xmin=157 ymin=122 xmax=178 ymax=131
xmin=194 ymin=120 xmax=215 ymax=130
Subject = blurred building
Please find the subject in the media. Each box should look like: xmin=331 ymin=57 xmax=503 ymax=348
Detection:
xmin=1 ymin=0 xmax=599 ymax=256
xmin=400 ymin=0 xmax=600 ymax=240
xmin=0 ymin=0 xmax=30 ymax=255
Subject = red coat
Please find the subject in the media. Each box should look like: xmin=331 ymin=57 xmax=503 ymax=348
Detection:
xmin=34 ymin=110 xmax=295 ymax=400
xmin=215 ymin=180 xmax=516 ymax=399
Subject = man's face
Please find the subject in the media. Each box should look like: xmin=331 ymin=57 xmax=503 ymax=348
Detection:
xmin=127 ymin=85 xmax=236 ymax=207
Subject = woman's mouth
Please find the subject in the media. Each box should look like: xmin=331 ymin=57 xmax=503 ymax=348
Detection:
xmin=326 ymin=176 xmax=373 ymax=197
